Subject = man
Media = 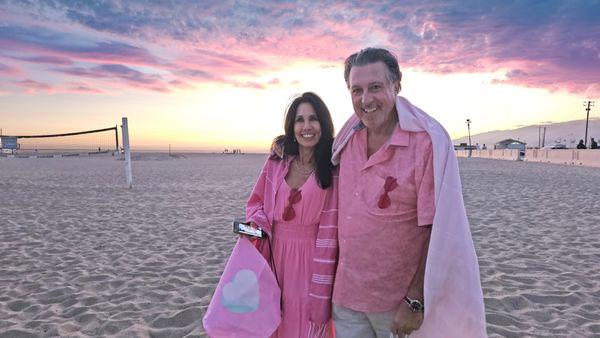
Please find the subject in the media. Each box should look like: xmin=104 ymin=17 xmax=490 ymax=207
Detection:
xmin=590 ymin=138 xmax=598 ymax=149
xmin=331 ymin=48 xmax=486 ymax=337
xmin=577 ymin=139 xmax=586 ymax=149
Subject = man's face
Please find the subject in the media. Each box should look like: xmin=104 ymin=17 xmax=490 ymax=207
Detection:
xmin=348 ymin=61 xmax=399 ymax=132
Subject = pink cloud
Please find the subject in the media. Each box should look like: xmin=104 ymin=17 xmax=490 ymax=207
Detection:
xmin=7 ymin=55 xmax=73 ymax=65
xmin=1 ymin=1 xmax=597 ymax=96
xmin=233 ymin=81 xmax=265 ymax=90
xmin=64 ymin=83 xmax=104 ymax=94
xmin=53 ymin=64 xmax=171 ymax=92
xmin=169 ymin=79 xmax=193 ymax=89
xmin=13 ymin=79 xmax=53 ymax=94
xmin=0 ymin=63 xmax=20 ymax=75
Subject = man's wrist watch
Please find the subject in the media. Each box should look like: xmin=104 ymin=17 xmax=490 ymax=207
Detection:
xmin=404 ymin=296 xmax=424 ymax=313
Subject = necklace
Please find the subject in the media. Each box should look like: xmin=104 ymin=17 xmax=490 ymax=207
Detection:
xmin=293 ymin=157 xmax=315 ymax=175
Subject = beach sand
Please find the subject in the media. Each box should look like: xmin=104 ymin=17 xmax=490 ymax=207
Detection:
xmin=462 ymin=158 xmax=600 ymax=337
xmin=0 ymin=154 xmax=599 ymax=337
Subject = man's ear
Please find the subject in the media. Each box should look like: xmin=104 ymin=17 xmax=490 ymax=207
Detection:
xmin=395 ymin=81 xmax=401 ymax=94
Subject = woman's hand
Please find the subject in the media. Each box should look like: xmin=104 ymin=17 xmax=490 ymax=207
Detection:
xmin=238 ymin=222 xmax=261 ymax=241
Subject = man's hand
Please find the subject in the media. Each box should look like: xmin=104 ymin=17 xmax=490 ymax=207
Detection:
xmin=269 ymin=135 xmax=285 ymax=159
xmin=390 ymin=303 xmax=424 ymax=336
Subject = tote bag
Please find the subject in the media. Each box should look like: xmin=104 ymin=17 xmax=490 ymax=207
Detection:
xmin=203 ymin=237 xmax=281 ymax=337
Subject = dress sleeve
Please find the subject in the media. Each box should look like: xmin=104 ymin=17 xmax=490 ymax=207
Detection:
xmin=415 ymin=133 xmax=435 ymax=226
xmin=246 ymin=157 xmax=273 ymax=236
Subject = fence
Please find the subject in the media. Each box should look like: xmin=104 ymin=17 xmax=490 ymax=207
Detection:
xmin=456 ymin=149 xmax=520 ymax=161
xmin=457 ymin=148 xmax=600 ymax=168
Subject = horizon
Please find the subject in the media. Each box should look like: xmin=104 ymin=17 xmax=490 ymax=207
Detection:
xmin=1 ymin=1 xmax=598 ymax=152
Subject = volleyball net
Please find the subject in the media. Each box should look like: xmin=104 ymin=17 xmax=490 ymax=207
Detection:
xmin=1 ymin=126 xmax=119 ymax=156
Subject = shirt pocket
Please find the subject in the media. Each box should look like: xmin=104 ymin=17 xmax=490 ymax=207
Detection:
xmin=361 ymin=172 xmax=416 ymax=220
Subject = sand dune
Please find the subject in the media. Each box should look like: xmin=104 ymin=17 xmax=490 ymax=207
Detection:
xmin=0 ymin=154 xmax=599 ymax=337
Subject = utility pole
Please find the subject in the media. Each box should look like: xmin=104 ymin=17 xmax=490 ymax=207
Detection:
xmin=538 ymin=124 xmax=547 ymax=148
xmin=542 ymin=126 xmax=546 ymax=148
xmin=583 ymin=101 xmax=595 ymax=147
xmin=466 ymin=119 xmax=472 ymax=157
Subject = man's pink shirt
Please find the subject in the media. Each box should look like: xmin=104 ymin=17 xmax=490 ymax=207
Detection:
xmin=333 ymin=124 xmax=435 ymax=313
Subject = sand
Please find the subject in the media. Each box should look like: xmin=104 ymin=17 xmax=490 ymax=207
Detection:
xmin=0 ymin=154 xmax=599 ymax=337
xmin=0 ymin=154 xmax=257 ymax=337
xmin=462 ymin=158 xmax=600 ymax=337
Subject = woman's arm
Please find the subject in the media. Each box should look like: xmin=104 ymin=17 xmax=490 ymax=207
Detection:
xmin=246 ymin=157 xmax=273 ymax=236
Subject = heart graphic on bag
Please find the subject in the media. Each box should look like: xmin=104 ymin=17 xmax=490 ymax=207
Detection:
xmin=221 ymin=269 xmax=260 ymax=313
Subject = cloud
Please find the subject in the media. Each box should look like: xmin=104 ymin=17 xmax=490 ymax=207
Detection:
xmin=64 ymin=83 xmax=104 ymax=94
xmin=54 ymin=64 xmax=169 ymax=92
xmin=12 ymin=79 xmax=53 ymax=94
xmin=0 ymin=63 xmax=20 ymax=75
xmin=233 ymin=81 xmax=266 ymax=90
xmin=0 ymin=25 xmax=162 ymax=66
xmin=169 ymin=79 xmax=193 ymax=89
xmin=5 ymin=55 xmax=73 ymax=65
xmin=375 ymin=1 xmax=600 ymax=95
xmin=0 ymin=0 xmax=597 ymax=95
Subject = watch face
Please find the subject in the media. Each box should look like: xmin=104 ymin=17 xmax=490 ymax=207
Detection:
xmin=404 ymin=297 xmax=424 ymax=312
xmin=409 ymin=300 xmax=423 ymax=312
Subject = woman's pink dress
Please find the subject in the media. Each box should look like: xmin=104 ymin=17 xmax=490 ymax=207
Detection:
xmin=270 ymin=173 xmax=327 ymax=337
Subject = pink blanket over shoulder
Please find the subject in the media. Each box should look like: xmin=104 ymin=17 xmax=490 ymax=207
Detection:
xmin=332 ymin=96 xmax=487 ymax=338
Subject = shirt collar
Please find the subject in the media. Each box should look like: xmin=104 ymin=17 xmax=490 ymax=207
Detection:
xmin=388 ymin=124 xmax=410 ymax=147
xmin=352 ymin=120 xmax=366 ymax=131
xmin=353 ymin=120 xmax=410 ymax=147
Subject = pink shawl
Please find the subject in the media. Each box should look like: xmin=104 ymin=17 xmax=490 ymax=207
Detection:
xmin=246 ymin=156 xmax=338 ymax=337
xmin=332 ymin=96 xmax=487 ymax=337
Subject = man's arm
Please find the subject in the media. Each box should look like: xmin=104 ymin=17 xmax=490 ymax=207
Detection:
xmin=406 ymin=227 xmax=431 ymax=299
xmin=392 ymin=132 xmax=435 ymax=335
xmin=390 ymin=227 xmax=431 ymax=336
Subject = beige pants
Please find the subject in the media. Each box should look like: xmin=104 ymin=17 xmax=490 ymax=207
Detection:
xmin=332 ymin=303 xmax=407 ymax=338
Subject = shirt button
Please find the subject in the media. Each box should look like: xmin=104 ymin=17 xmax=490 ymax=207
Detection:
xmin=354 ymin=192 xmax=359 ymax=196
xmin=346 ymin=216 xmax=351 ymax=220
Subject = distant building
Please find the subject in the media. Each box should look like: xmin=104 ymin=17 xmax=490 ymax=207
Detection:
xmin=494 ymin=139 xmax=526 ymax=151
xmin=454 ymin=142 xmax=476 ymax=150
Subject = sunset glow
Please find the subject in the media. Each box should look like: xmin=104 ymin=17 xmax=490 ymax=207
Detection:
xmin=1 ymin=1 xmax=598 ymax=152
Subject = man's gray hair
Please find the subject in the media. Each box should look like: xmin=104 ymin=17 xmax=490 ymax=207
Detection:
xmin=344 ymin=47 xmax=402 ymax=89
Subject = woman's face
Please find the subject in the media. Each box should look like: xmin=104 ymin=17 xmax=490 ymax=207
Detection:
xmin=293 ymin=102 xmax=322 ymax=151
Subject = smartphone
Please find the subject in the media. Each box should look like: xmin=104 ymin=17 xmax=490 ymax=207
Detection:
xmin=232 ymin=221 xmax=265 ymax=238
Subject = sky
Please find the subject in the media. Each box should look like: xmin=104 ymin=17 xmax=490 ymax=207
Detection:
xmin=0 ymin=0 xmax=599 ymax=152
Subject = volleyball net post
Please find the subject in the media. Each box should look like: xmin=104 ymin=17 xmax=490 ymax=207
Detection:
xmin=121 ymin=117 xmax=133 ymax=189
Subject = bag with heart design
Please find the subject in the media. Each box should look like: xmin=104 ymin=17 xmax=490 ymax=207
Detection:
xmin=202 ymin=237 xmax=281 ymax=337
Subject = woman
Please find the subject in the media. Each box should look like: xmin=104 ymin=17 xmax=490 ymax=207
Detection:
xmin=246 ymin=92 xmax=338 ymax=337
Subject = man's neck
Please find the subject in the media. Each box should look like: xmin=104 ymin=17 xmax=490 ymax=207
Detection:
xmin=366 ymin=110 xmax=398 ymax=157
